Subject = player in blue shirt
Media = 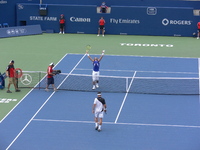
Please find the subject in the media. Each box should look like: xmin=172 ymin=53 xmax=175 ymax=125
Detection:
xmin=87 ymin=50 xmax=105 ymax=89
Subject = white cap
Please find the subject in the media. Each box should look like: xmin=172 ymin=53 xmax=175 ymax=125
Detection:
xmin=49 ymin=62 xmax=54 ymax=66
xmin=10 ymin=60 xmax=14 ymax=63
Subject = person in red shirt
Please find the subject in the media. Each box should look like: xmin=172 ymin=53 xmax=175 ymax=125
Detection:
xmin=97 ymin=17 xmax=106 ymax=37
xmin=45 ymin=63 xmax=57 ymax=91
xmin=197 ymin=21 xmax=200 ymax=39
xmin=6 ymin=60 xmax=20 ymax=93
xmin=59 ymin=14 xmax=65 ymax=34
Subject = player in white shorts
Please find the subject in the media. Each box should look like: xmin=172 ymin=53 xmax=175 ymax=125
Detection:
xmin=92 ymin=92 xmax=107 ymax=132
xmin=86 ymin=50 xmax=105 ymax=89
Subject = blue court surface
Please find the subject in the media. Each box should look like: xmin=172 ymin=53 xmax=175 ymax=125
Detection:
xmin=1 ymin=54 xmax=200 ymax=150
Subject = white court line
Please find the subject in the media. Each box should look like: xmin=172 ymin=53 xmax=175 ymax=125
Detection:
xmin=0 ymin=54 xmax=68 ymax=124
xmin=32 ymin=118 xmax=200 ymax=129
xmin=6 ymin=54 xmax=87 ymax=150
xmin=114 ymin=71 xmax=137 ymax=123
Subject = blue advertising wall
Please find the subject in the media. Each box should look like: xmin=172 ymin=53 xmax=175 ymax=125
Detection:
xmin=1 ymin=0 xmax=200 ymax=29
xmin=16 ymin=3 xmax=196 ymax=36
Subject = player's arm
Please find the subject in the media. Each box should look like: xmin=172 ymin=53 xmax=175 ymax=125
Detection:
xmin=103 ymin=104 xmax=107 ymax=113
xmin=86 ymin=52 xmax=94 ymax=62
xmin=98 ymin=50 xmax=105 ymax=62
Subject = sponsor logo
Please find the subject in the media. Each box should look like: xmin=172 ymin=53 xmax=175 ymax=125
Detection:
xmin=20 ymin=74 xmax=32 ymax=85
xmin=147 ymin=7 xmax=157 ymax=15
xmin=70 ymin=17 xmax=91 ymax=22
xmin=0 ymin=0 xmax=7 ymax=4
xmin=30 ymin=16 xmax=57 ymax=21
xmin=7 ymin=28 xmax=27 ymax=35
xmin=162 ymin=18 xmax=192 ymax=26
xmin=120 ymin=43 xmax=173 ymax=48
xmin=110 ymin=18 xmax=140 ymax=24
xmin=0 ymin=98 xmax=17 ymax=103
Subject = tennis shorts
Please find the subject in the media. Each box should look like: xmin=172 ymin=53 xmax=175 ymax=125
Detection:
xmin=92 ymin=71 xmax=99 ymax=81
xmin=60 ymin=23 xmax=65 ymax=29
xmin=9 ymin=77 xmax=16 ymax=84
xmin=99 ymin=25 xmax=105 ymax=30
xmin=94 ymin=111 xmax=104 ymax=118
xmin=47 ymin=77 xmax=54 ymax=85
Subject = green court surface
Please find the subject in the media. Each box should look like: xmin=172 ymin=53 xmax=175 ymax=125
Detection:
xmin=0 ymin=33 xmax=199 ymax=121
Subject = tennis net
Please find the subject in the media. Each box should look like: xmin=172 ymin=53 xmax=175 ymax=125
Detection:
xmin=17 ymin=71 xmax=200 ymax=95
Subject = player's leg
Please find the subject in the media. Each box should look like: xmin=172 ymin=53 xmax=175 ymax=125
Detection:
xmin=94 ymin=113 xmax=99 ymax=130
xmin=98 ymin=112 xmax=104 ymax=132
xmin=92 ymin=71 xmax=97 ymax=89
xmin=95 ymin=71 xmax=100 ymax=88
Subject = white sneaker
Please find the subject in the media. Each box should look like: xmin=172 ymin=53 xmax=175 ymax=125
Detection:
xmin=45 ymin=88 xmax=49 ymax=92
xmin=54 ymin=88 xmax=57 ymax=92
xmin=59 ymin=32 xmax=62 ymax=34
xmin=197 ymin=37 xmax=199 ymax=39
xmin=96 ymin=83 xmax=99 ymax=88
xmin=97 ymin=34 xmax=99 ymax=37
xmin=63 ymin=32 xmax=65 ymax=34
xmin=92 ymin=85 xmax=96 ymax=90
xmin=102 ymin=35 xmax=104 ymax=37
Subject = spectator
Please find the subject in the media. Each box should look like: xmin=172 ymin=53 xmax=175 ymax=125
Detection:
xmin=100 ymin=2 xmax=108 ymax=13
xmin=59 ymin=14 xmax=65 ymax=34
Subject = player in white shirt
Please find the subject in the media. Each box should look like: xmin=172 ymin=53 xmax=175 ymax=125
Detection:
xmin=92 ymin=92 xmax=107 ymax=132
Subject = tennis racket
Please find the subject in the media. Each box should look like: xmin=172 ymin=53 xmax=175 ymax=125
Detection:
xmin=86 ymin=45 xmax=91 ymax=53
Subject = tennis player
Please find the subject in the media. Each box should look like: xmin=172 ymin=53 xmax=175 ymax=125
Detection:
xmin=97 ymin=17 xmax=105 ymax=37
xmin=197 ymin=21 xmax=200 ymax=39
xmin=92 ymin=92 xmax=107 ymax=132
xmin=45 ymin=63 xmax=57 ymax=92
xmin=87 ymin=50 xmax=105 ymax=90
xmin=6 ymin=60 xmax=20 ymax=93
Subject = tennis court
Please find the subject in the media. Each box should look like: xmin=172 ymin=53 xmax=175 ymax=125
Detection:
xmin=1 ymin=52 xmax=200 ymax=150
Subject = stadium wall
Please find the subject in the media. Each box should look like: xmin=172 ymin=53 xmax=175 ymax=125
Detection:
xmin=16 ymin=4 xmax=196 ymax=36
xmin=1 ymin=0 xmax=200 ymax=36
